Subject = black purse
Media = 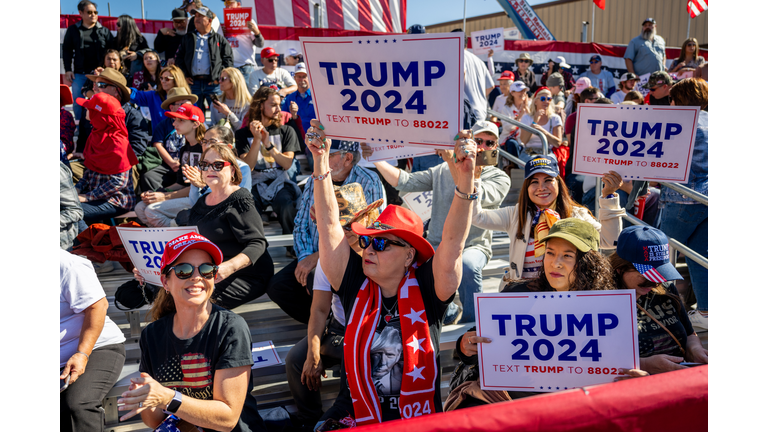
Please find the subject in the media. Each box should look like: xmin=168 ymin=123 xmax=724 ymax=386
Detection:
xmin=114 ymin=280 xmax=157 ymax=311
xmin=449 ymin=361 xmax=479 ymax=393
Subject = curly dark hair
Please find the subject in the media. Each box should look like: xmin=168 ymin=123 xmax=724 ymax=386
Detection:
xmin=246 ymin=86 xmax=282 ymax=128
xmin=528 ymin=249 xmax=615 ymax=292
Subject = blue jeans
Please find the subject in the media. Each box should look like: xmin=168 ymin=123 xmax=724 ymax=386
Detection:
xmin=659 ymin=203 xmax=708 ymax=310
xmin=443 ymin=248 xmax=489 ymax=324
xmin=71 ymin=73 xmax=88 ymax=121
xmin=190 ymin=79 xmax=221 ymax=117
xmin=81 ymin=200 xmax=123 ymax=223
xmin=411 ymin=154 xmax=443 ymax=173
xmin=238 ymin=64 xmax=255 ymax=84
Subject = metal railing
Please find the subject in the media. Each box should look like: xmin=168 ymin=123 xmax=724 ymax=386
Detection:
xmin=488 ymin=109 xmax=550 ymax=156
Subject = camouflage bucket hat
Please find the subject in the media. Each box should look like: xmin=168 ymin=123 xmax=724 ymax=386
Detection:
xmin=310 ymin=182 xmax=384 ymax=227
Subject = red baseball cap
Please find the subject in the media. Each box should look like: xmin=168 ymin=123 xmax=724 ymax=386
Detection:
xmin=160 ymin=233 xmax=224 ymax=274
xmin=350 ymin=205 xmax=435 ymax=265
xmin=499 ymin=71 xmax=514 ymax=81
xmin=164 ymin=103 xmax=204 ymax=123
xmin=60 ymin=84 xmax=73 ymax=105
xmin=261 ymin=47 xmax=279 ymax=58
xmin=75 ymin=92 xmax=124 ymax=117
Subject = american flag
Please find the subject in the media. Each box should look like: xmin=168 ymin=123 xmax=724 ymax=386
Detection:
xmin=635 ymin=264 xmax=667 ymax=284
xmin=687 ymin=0 xmax=708 ymax=18
xmin=158 ymin=353 xmax=212 ymax=389
xmin=245 ymin=0 xmax=406 ymax=32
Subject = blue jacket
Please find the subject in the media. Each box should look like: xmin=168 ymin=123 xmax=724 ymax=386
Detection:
xmin=660 ymin=110 xmax=707 ymax=204
xmin=130 ymin=89 xmax=165 ymax=126
xmin=282 ymin=89 xmax=315 ymax=134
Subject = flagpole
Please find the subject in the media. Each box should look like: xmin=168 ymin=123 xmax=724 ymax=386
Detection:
xmin=591 ymin=2 xmax=595 ymax=42
xmin=686 ymin=15 xmax=691 ymax=38
xmin=463 ymin=0 xmax=467 ymax=34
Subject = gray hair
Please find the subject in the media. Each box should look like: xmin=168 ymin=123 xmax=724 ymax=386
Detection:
xmin=337 ymin=149 xmax=361 ymax=165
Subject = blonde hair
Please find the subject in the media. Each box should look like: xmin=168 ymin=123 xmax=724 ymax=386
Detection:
xmin=159 ymin=65 xmax=190 ymax=100
xmin=528 ymin=89 xmax=555 ymax=121
xmin=221 ymin=67 xmax=252 ymax=111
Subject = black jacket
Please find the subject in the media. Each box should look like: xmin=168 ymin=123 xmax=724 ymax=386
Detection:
xmin=154 ymin=31 xmax=184 ymax=63
xmin=175 ymin=29 xmax=233 ymax=81
xmin=62 ymin=21 xmax=115 ymax=74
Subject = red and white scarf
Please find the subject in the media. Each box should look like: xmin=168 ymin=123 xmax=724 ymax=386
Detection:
xmin=533 ymin=208 xmax=561 ymax=257
xmin=344 ymin=265 xmax=437 ymax=425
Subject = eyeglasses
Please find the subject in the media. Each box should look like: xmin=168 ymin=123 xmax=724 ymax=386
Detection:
xmin=85 ymin=10 xmax=98 ymax=15
xmin=589 ymin=60 xmax=600 ymax=64
xmin=649 ymin=86 xmax=663 ymax=92
xmin=198 ymin=161 xmax=232 ymax=171
xmin=220 ymin=76 xmax=231 ymax=81
xmin=686 ymin=43 xmax=696 ymax=47
xmin=540 ymin=96 xmax=552 ymax=101
xmin=160 ymin=76 xmax=175 ymax=82
xmin=358 ymin=235 xmax=407 ymax=252
xmin=474 ymin=137 xmax=497 ymax=147
xmin=265 ymin=58 xmax=279 ymax=63
xmin=200 ymin=138 xmax=223 ymax=145
xmin=95 ymin=82 xmax=116 ymax=89
xmin=165 ymin=263 xmax=218 ymax=280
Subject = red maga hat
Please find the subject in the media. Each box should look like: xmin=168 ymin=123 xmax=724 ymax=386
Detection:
xmin=261 ymin=47 xmax=279 ymax=58
xmin=498 ymin=71 xmax=514 ymax=81
xmin=160 ymin=232 xmax=224 ymax=274
xmin=76 ymin=92 xmax=124 ymax=117
xmin=350 ymin=205 xmax=434 ymax=265
xmin=164 ymin=103 xmax=204 ymax=123
xmin=60 ymin=84 xmax=73 ymax=105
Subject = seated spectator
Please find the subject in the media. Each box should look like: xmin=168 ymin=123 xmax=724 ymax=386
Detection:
xmin=235 ymin=86 xmax=301 ymax=241
xmin=61 ymin=162 xmax=84 ymax=251
xmin=210 ymin=67 xmax=251 ymax=130
xmin=445 ymin=218 xmax=615 ymax=410
xmin=609 ymin=226 xmax=707 ymax=375
xmin=74 ymin=93 xmax=137 ymax=222
xmin=546 ymin=72 xmax=566 ymax=119
xmin=60 ymin=249 xmax=126 ymax=432
xmin=61 ymin=85 xmax=76 ymax=156
xmin=365 ymin=120 xmax=511 ymax=324
xmin=284 ymin=186 xmax=382 ymax=429
xmin=131 ymin=49 xmax=161 ymax=91
xmin=181 ymin=144 xmax=273 ymax=308
xmin=119 ymin=233 xmax=266 ymax=431
xmin=134 ymin=104 xmax=205 ymax=226
xmin=519 ymin=87 xmax=563 ymax=157
xmin=670 ymin=38 xmax=705 ymax=77
xmin=624 ymin=90 xmax=645 ymax=104
xmin=513 ymin=53 xmax=537 ymax=93
xmin=284 ymin=47 xmax=303 ymax=67
xmin=154 ymin=8 xmax=189 ymax=66
xmin=563 ymin=86 xmax=600 ymax=201
xmin=659 ymin=77 xmax=708 ymax=343
xmin=130 ymin=64 xmax=191 ymax=127
xmin=540 ymin=56 xmax=575 ymax=92
xmin=115 ymin=15 xmax=150 ymax=76
xmin=140 ymin=88 xmax=198 ymax=192
xmin=247 ymin=47 xmax=297 ymax=97
xmin=579 ymin=54 xmax=616 ymax=97
xmin=308 ymin=122 xmax=476 ymax=426
xmin=495 ymin=81 xmax=529 ymax=158
xmin=80 ymin=50 xmax=128 ymax=102
xmin=267 ymin=141 xmax=385 ymax=324
xmin=610 ymin=73 xmax=639 ymax=104
xmin=489 ymin=70 xmax=514 ymax=118
xmin=564 ymin=76 xmax=591 ymax=117
xmin=221 ymin=0 xmax=265 ymax=83
xmin=472 ymin=156 xmax=623 ymax=287
xmin=642 ymin=71 xmax=674 ymax=105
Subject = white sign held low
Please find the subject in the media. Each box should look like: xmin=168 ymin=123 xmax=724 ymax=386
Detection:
xmin=301 ymin=33 xmax=464 ymax=149
xmin=116 ymin=227 xmax=199 ymax=286
xmin=401 ymin=191 xmax=433 ymax=222
xmin=364 ymin=142 xmax=435 ymax=162
xmin=572 ymin=104 xmax=700 ymax=182
xmin=474 ymin=291 xmax=639 ymax=392
xmin=252 ymin=341 xmax=282 ymax=369
xmin=471 ymin=27 xmax=504 ymax=54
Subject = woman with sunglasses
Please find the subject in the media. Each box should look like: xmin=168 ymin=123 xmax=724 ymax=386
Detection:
xmin=118 ymin=233 xmax=266 ymax=431
xmin=519 ymin=87 xmax=563 ymax=158
xmin=306 ymin=118 xmax=477 ymax=427
xmin=210 ymin=67 xmax=251 ymax=130
xmin=609 ymin=226 xmax=707 ymax=376
xmin=670 ymin=38 xmax=705 ymax=77
xmin=130 ymin=65 xmax=191 ymax=127
xmin=446 ymin=218 xmax=618 ymax=409
xmin=512 ymin=53 xmax=537 ymax=93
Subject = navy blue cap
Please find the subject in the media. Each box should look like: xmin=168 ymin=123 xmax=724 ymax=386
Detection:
xmin=330 ymin=140 xmax=360 ymax=153
xmin=617 ymin=226 xmax=683 ymax=283
xmin=408 ymin=24 xmax=426 ymax=34
xmin=524 ymin=155 xmax=559 ymax=179
xmin=643 ymin=17 xmax=656 ymax=25
xmin=590 ymin=54 xmax=602 ymax=62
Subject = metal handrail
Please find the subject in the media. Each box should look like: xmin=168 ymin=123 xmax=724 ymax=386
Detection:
xmin=594 ymin=179 xmax=707 ymax=221
xmin=488 ymin=109 xmax=550 ymax=156
xmin=498 ymin=148 xmax=526 ymax=169
xmin=622 ymin=213 xmax=708 ymax=269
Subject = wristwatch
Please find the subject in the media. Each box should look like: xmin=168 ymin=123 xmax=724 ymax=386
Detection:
xmin=166 ymin=390 xmax=183 ymax=413
xmin=265 ymin=144 xmax=275 ymax=152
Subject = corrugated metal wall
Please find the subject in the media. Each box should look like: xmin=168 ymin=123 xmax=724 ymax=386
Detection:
xmin=425 ymin=0 xmax=708 ymax=48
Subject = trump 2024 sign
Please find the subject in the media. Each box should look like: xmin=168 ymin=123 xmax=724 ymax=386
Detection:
xmin=300 ymin=33 xmax=463 ymax=148
xmin=474 ymin=291 xmax=639 ymax=392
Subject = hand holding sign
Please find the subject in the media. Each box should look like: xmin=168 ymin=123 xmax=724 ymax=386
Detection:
xmin=460 ymin=331 xmax=493 ymax=357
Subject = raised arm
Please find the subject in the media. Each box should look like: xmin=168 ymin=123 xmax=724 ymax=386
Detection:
xmin=306 ymin=119 xmax=349 ymax=289
xmin=432 ymin=132 xmax=477 ymax=302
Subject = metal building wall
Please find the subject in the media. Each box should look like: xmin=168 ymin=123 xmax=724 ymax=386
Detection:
xmin=425 ymin=0 xmax=708 ymax=48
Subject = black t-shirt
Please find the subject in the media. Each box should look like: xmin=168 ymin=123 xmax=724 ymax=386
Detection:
xmin=139 ymin=305 xmax=266 ymax=432
xmin=321 ymin=250 xmax=452 ymax=423
xmin=234 ymin=124 xmax=300 ymax=171
xmin=637 ymin=283 xmax=693 ymax=358
xmin=176 ymin=142 xmax=203 ymax=185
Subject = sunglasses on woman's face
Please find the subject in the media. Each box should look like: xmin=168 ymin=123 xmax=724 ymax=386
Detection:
xmin=358 ymin=235 xmax=407 ymax=252
xmin=474 ymin=137 xmax=497 ymax=148
xmin=540 ymin=96 xmax=552 ymax=101
xmin=198 ymin=161 xmax=232 ymax=171
xmin=160 ymin=76 xmax=175 ymax=82
xmin=686 ymin=43 xmax=696 ymax=47
xmin=165 ymin=263 xmax=218 ymax=280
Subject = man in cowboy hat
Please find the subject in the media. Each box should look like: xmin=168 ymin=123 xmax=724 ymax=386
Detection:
xmin=266 ymin=140 xmax=386 ymax=324
xmin=513 ymin=53 xmax=537 ymax=93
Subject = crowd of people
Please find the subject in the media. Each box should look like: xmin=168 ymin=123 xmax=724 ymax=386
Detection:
xmin=60 ymin=3 xmax=708 ymax=431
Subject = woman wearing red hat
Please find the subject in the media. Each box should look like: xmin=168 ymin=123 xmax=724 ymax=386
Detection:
xmin=305 ymin=119 xmax=476 ymax=427
xmin=118 ymin=233 xmax=266 ymax=431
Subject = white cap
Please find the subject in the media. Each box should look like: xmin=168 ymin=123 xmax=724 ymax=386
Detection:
xmin=295 ymin=62 xmax=308 ymax=76
xmin=471 ymin=120 xmax=499 ymax=139
xmin=555 ymin=55 xmax=571 ymax=69
xmin=286 ymin=47 xmax=300 ymax=57
xmin=510 ymin=81 xmax=529 ymax=92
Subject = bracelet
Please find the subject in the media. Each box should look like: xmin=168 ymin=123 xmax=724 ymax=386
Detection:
xmin=76 ymin=351 xmax=90 ymax=361
xmin=265 ymin=144 xmax=275 ymax=151
xmin=312 ymin=169 xmax=332 ymax=181
xmin=454 ymin=186 xmax=479 ymax=200
xmin=604 ymin=193 xmax=616 ymax=199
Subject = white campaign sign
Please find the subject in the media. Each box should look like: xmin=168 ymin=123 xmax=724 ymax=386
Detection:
xmin=251 ymin=341 xmax=282 ymax=369
xmin=572 ymin=104 xmax=700 ymax=183
xmin=301 ymin=33 xmax=463 ymax=148
xmin=365 ymin=142 xmax=435 ymax=162
xmin=474 ymin=291 xmax=639 ymax=392
xmin=116 ymin=227 xmax=199 ymax=286
xmin=471 ymin=27 xmax=505 ymax=54
xmin=636 ymin=72 xmax=651 ymax=96
xmin=401 ymin=191 xmax=433 ymax=222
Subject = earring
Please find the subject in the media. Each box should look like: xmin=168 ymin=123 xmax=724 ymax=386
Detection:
xmin=165 ymin=289 xmax=170 ymax=294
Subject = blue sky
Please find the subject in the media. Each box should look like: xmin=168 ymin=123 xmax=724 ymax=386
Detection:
xmin=59 ymin=0 xmax=549 ymax=27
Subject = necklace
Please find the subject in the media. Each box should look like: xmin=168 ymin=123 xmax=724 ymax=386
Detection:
xmin=382 ymin=297 xmax=398 ymax=323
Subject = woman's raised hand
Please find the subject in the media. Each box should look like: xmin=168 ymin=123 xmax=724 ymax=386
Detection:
xmin=305 ymin=119 xmax=331 ymax=159
xmin=360 ymin=142 xmax=373 ymax=160
xmin=453 ymin=130 xmax=477 ymax=175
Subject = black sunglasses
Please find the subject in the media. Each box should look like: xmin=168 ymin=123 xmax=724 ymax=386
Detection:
xmin=265 ymin=58 xmax=279 ymax=63
xmin=165 ymin=263 xmax=218 ymax=280
xmin=95 ymin=82 xmax=116 ymax=89
xmin=198 ymin=161 xmax=232 ymax=171
xmin=474 ymin=137 xmax=497 ymax=147
xmin=358 ymin=235 xmax=407 ymax=252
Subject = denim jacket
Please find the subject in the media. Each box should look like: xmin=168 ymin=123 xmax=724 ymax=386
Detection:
xmin=660 ymin=110 xmax=708 ymax=204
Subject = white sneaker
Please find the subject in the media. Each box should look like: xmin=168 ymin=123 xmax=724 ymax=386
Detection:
xmin=688 ymin=310 xmax=708 ymax=333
